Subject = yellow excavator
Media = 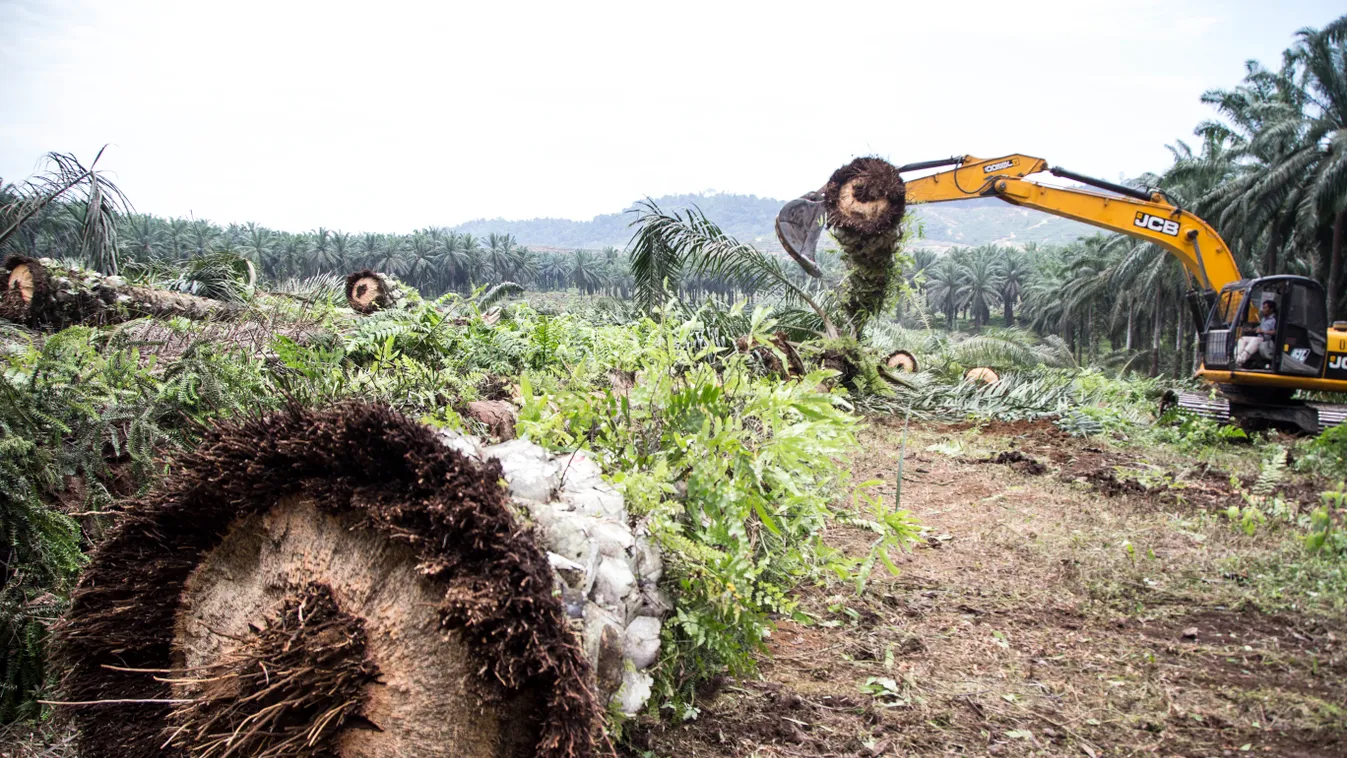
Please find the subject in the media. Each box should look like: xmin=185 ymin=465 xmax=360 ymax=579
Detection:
xmin=775 ymin=154 xmax=1347 ymax=433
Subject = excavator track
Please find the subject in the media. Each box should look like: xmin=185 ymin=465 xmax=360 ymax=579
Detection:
xmin=1163 ymin=390 xmax=1347 ymax=434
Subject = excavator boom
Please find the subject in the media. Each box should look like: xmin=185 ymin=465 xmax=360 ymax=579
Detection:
xmin=901 ymin=154 xmax=1242 ymax=292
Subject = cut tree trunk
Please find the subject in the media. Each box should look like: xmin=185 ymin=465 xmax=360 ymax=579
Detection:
xmin=1125 ymin=301 xmax=1134 ymax=352
xmin=1 ymin=255 xmax=239 ymax=331
xmin=886 ymin=349 xmax=919 ymax=373
xmin=344 ymin=269 xmax=405 ymax=314
xmin=54 ymin=404 xmax=605 ymax=758
xmin=964 ymin=367 xmax=1000 ymax=385
xmin=823 ymin=157 xmax=907 ymax=332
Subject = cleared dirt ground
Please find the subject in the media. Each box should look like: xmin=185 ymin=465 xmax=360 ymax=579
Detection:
xmin=630 ymin=419 xmax=1347 ymax=758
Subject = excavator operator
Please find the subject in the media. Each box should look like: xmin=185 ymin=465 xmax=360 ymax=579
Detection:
xmin=1235 ymin=300 xmax=1277 ymax=368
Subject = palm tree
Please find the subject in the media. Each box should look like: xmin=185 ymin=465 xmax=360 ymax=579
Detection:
xmin=123 ymin=214 xmax=163 ymax=263
xmin=166 ymin=217 xmax=191 ymax=260
xmin=330 ymin=231 xmax=351 ymax=272
xmin=190 ymin=220 xmax=220 ymax=256
xmin=570 ymin=250 xmax=601 ymax=294
xmin=374 ymin=235 xmax=403 ymax=275
xmin=993 ymin=247 xmax=1030 ymax=326
xmin=241 ymin=222 xmax=274 ymax=278
xmin=484 ymin=232 xmax=521 ymax=282
xmin=515 ymin=247 xmax=540 ymax=287
xmin=955 ymin=247 xmax=1002 ymax=330
xmin=403 ymin=231 xmax=438 ymax=286
xmin=924 ymin=256 xmax=961 ymax=330
xmin=540 ymin=252 xmax=568 ymax=290
xmin=311 ymin=227 xmax=336 ymax=273
xmin=0 ymin=148 xmax=129 ymax=273
xmin=459 ymin=233 xmax=485 ymax=286
xmin=276 ymin=233 xmax=311 ymax=280
xmin=357 ymin=232 xmax=381 ymax=269
xmin=1195 ymin=16 xmax=1347 ymax=318
xmin=1286 ymin=18 xmax=1347 ymax=318
xmin=437 ymin=232 xmax=470 ymax=293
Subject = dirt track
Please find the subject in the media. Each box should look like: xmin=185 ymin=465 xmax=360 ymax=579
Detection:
xmin=631 ymin=420 xmax=1347 ymax=757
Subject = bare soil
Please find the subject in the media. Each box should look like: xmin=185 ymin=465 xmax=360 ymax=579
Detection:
xmin=630 ymin=419 xmax=1347 ymax=758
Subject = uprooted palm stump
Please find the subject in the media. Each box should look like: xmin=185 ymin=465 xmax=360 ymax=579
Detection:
xmin=823 ymin=157 xmax=907 ymax=330
xmin=344 ymin=270 xmax=405 ymax=314
xmin=54 ymin=403 xmax=669 ymax=758
xmin=886 ymin=349 xmax=919 ymax=373
xmin=965 ymin=366 xmax=1001 ymax=385
xmin=1 ymin=255 xmax=239 ymax=331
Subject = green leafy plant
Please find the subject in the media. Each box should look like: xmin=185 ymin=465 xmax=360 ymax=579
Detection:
xmin=517 ymin=309 xmax=920 ymax=715
xmin=0 ymin=326 xmax=273 ymax=720
xmin=1305 ymin=484 xmax=1347 ymax=556
xmin=1299 ymin=423 xmax=1347 ymax=481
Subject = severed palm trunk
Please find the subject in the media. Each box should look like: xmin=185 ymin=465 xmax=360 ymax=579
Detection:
xmin=823 ymin=157 xmax=907 ymax=332
xmin=344 ymin=269 xmax=407 ymax=314
xmin=2 ymin=255 xmax=238 ymax=331
xmin=53 ymin=403 xmax=670 ymax=758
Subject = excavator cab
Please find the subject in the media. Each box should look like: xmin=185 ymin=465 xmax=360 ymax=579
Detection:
xmin=1202 ymin=276 xmax=1328 ymax=378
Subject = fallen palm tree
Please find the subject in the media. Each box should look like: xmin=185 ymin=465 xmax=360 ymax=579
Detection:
xmin=54 ymin=403 xmax=664 ymax=758
xmin=1 ymin=255 xmax=239 ymax=330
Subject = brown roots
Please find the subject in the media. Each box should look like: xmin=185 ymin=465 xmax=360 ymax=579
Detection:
xmin=55 ymin=402 xmax=598 ymax=758
xmin=166 ymin=583 xmax=378 ymax=757
xmin=823 ymin=157 xmax=907 ymax=237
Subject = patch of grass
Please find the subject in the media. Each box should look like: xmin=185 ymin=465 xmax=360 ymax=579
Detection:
xmin=1230 ymin=545 xmax=1347 ymax=614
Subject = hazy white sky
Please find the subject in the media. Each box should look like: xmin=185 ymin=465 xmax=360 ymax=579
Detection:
xmin=0 ymin=0 xmax=1341 ymax=233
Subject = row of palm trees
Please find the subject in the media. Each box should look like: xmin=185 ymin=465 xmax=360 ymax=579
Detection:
xmin=10 ymin=206 xmax=636 ymax=298
xmin=904 ymin=240 xmax=1191 ymax=376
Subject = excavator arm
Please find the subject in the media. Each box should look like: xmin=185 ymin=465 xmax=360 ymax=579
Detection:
xmin=774 ymin=153 xmax=1242 ymax=292
xmin=899 ymin=154 xmax=1242 ymax=291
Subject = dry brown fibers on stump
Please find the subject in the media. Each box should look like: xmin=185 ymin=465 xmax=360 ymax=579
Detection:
xmin=344 ymin=269 xmax=393 ymax=314
xmin=55 ymin=403 xmax=599 ymax=758
xmin=1 ymin=255 xmax=238 ymax=331
xmin=823 ymin=157 xmax=907 ymax=329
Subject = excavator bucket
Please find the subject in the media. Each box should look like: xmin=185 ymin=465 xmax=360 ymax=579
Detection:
xmin=774 ymin=191 xmax=826 ymax=278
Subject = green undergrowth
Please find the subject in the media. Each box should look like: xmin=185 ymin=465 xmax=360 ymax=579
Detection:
xmin=517 ymin=308 xmax=921 ymax=717
xmin=0 ymin=325 xmax=275 ymax=721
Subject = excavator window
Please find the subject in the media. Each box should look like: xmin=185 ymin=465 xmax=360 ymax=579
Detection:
xmin=1209 ymin=289 xmax=1244 ymax=330
xmin=1277 ymin=279 xmax=1328 ymax=376
xmin=1236 ymin=277 xmax=1328 ymax=376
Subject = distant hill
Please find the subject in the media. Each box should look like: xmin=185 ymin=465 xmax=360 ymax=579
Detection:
xmin=451 ymin=192 xmax=1095 ymax=252
xmin=451 ymin=193 xmax=785 ymax=251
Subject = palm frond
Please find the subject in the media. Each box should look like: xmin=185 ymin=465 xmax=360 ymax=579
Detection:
xmin=628 ymin=201 xmax=839 ymax=337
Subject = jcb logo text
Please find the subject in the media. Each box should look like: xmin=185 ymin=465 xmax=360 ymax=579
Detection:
xmin=1135 ymin=212 xmax=1180 ymax=236
xmin=1331 ymin=355 xmax=1347 ymax=370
